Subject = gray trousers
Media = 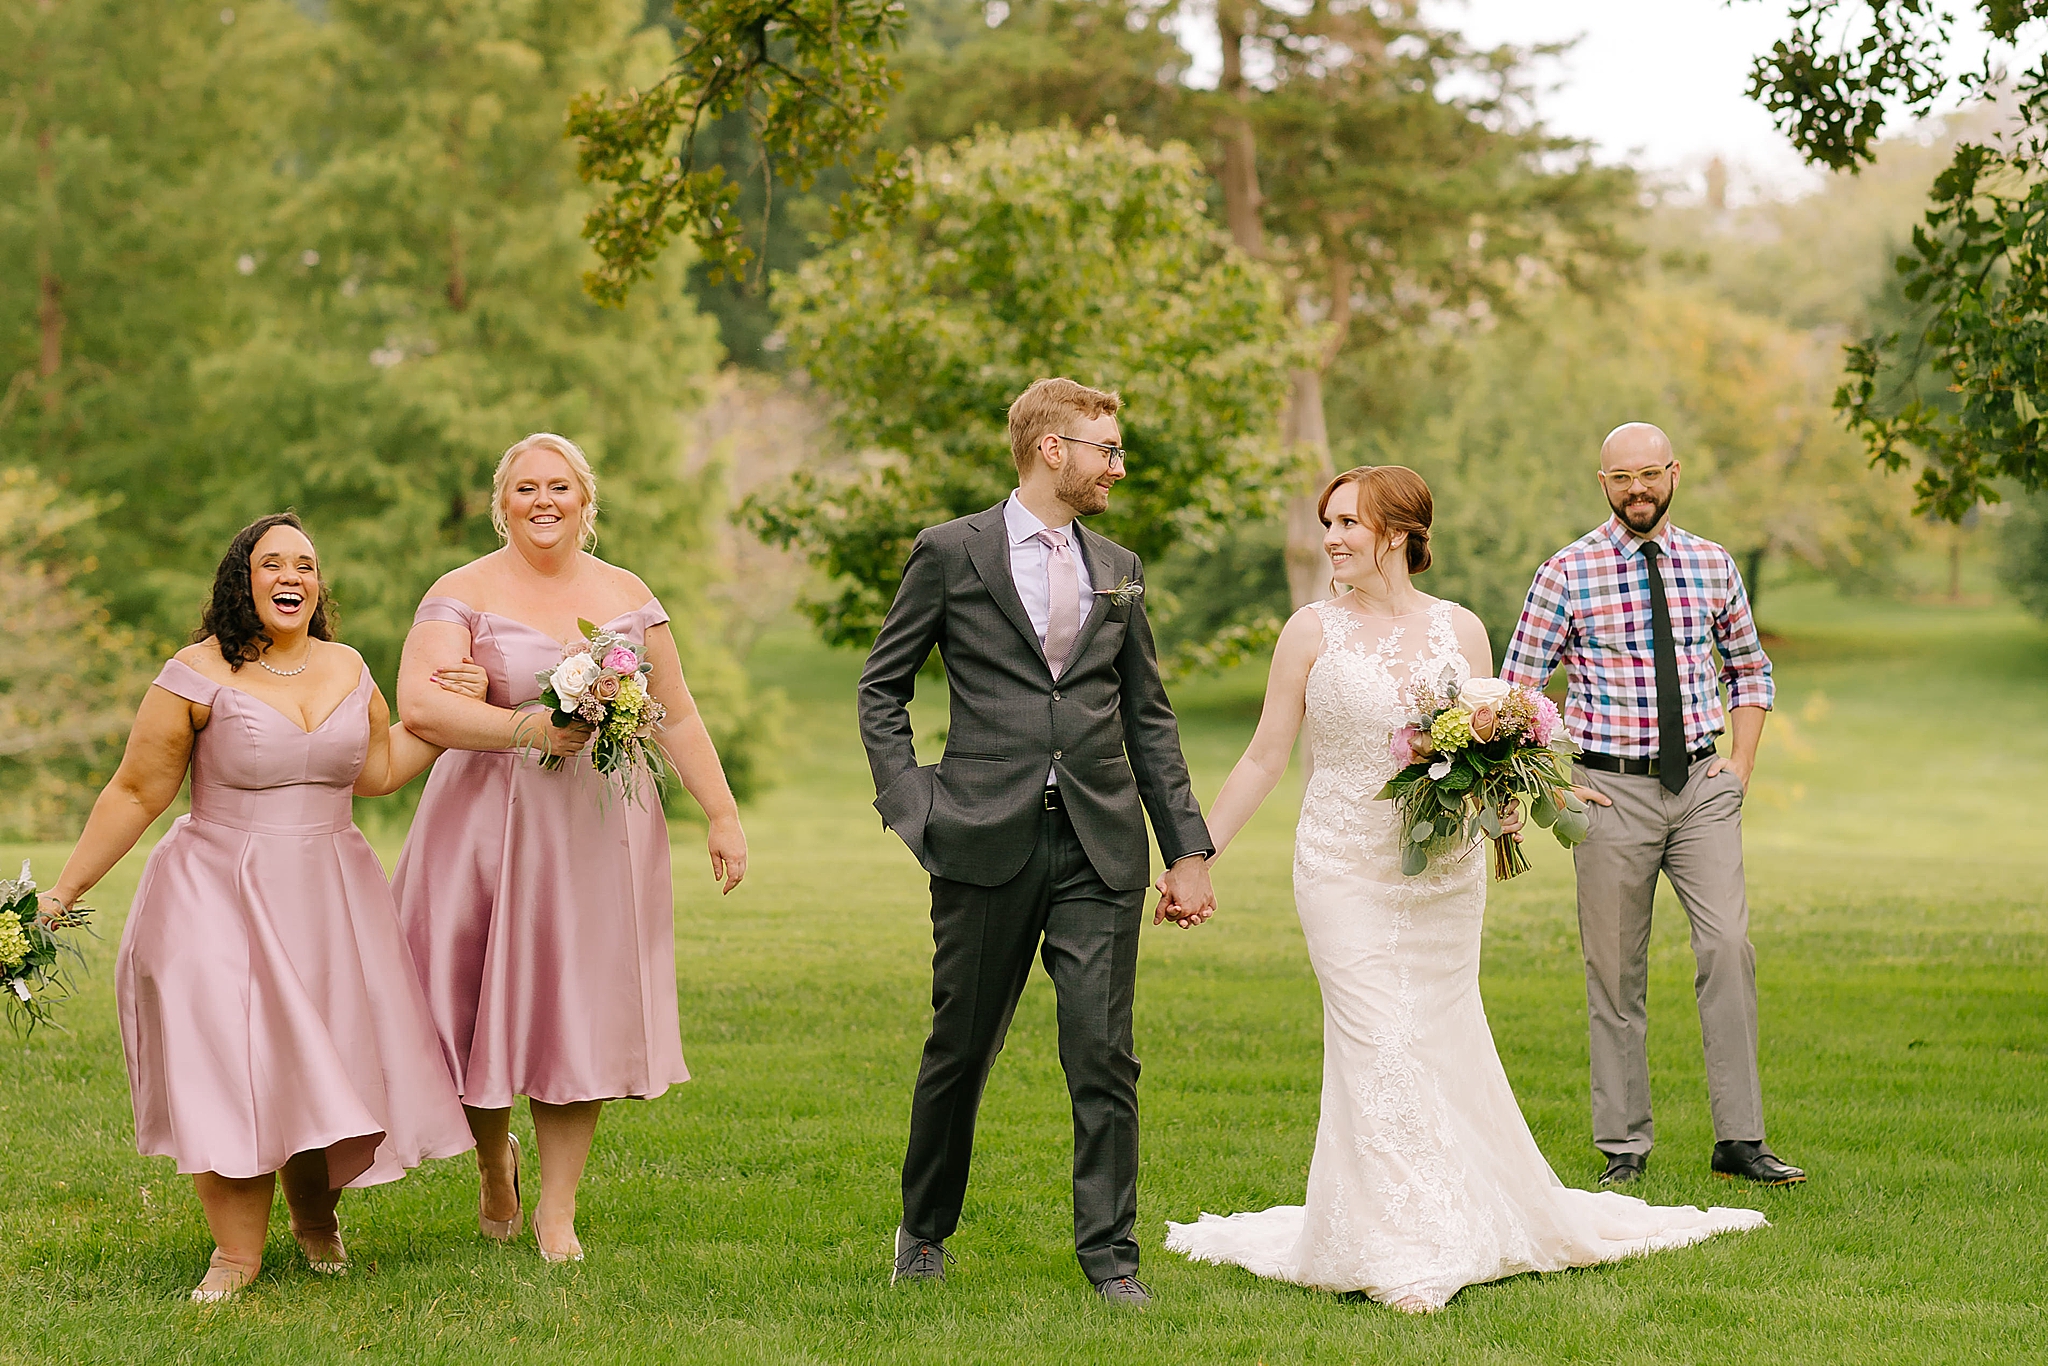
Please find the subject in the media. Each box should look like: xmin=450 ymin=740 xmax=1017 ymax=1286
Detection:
xmin=1571 ymin=763 xmax=1765 ymax=1156
xmin=901 ymin=803 xmax=1146 ymax=1283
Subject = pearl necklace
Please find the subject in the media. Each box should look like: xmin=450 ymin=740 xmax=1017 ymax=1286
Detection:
xmin=256 ymin=646 xmax=312 ymax=677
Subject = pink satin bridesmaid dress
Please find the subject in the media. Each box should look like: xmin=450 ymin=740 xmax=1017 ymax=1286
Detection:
xmin=391 ymin=597 xmax=687 ymax=1109
xmin=116 ymin=660 xmax=474 ymax=1187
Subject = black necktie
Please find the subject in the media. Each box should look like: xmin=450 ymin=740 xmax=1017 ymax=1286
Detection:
xmin=1639 ymin=541 xmax=1688 ymax=794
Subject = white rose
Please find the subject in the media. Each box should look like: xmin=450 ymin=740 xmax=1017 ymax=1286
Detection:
xmin=550 ymin=654 xmax=601 ymax=702
xmin=1459 ymin=678 xmax=1512 ymax=710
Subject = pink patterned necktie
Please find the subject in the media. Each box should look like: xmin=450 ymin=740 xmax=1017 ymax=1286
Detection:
xmin=1037 ymin=528 xmax=1079 ymax=678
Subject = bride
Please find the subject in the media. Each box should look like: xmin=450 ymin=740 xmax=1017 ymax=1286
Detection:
xmin=1162 ymin=465 xmax=1765 ymax=1313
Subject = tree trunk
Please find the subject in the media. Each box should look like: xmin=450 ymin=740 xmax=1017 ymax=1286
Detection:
xmin=1216 ymin=7 xmax=1263 ymax=258
xmin=447 ymin=222 xmax=469 ymax=312
xmin=1283 ymin=367 xmax=1334 ymax=606
xmin=1745 ymin=546 xmax=1765 ymax=612
xmin=36 ymin=124 xmax=61 ymax=412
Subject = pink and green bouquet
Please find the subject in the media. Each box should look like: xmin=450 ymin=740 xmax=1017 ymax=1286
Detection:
xmin=533 ymin=619 xmax=671 ymax=805
xmin=1376 ymin=671 xmax=1588 ymax=881
xmin=1 ymin=862 xmax=94 ymax=1033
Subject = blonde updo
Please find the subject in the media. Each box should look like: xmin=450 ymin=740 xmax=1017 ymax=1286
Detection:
xmin=491 ymin=433 xmax=599 ymax=549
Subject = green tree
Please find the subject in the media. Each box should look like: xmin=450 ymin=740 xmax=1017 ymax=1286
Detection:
xmin=746 ymin=125 xmax=1303 ymax=647
xmin=2003 ymin=489 xmax=2048 ymax=619
xmin=568 ymin=0 xmax=904 ymax=303
xmin=882 ymin=2 xmax=1638 ymax=606
xmin=0 ymin=0 xmax=294 ymax=628
xmin=1370 ymin=287 xmax=1916 ymax=649
xmin=0 ymin=468 xmax=153 ymax=839
xmin=1746 ymin=0 xmax=2048 ymax=517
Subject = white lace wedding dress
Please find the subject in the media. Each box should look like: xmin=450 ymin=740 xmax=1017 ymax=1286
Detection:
xmin=1165 ymin=597 xmax=1766 ymax=1310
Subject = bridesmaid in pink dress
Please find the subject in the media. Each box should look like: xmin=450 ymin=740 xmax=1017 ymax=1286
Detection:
xmin=393 ymin=433 xmax=748 ymax=1264
xmin=42 ymin=514 xmax=485 ymax=1303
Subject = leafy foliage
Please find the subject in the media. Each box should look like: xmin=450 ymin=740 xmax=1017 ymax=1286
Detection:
xmin=1746 ymin=0 xmax=2048 ymax=516
xmin=746 ymin=125 xmax=1304 ymax=647
xmin=0 ymin=470 xmax=154 ymax=840
xmin=4 ymin=0 xmax=775 ymax=809
xmin=2002 ymin=488 xmax=2048 ymax=618
xmin=568 ymin=0 xmax=905 ymax=304
xmin=1369 ymin=288 xmax=1918 ymax=650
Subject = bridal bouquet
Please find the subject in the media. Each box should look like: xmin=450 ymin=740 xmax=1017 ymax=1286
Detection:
xmin=533 ymin=620 xmax=671 ymax=805
xmin=1 ymin=862 xmax=95 ymax=1032
xmin=1376 ymin=672 xmax=1589 ymax=880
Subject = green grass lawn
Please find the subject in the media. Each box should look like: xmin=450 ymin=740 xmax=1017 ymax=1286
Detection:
xmin=3 ymin=579 xmax=2044 ymax=1364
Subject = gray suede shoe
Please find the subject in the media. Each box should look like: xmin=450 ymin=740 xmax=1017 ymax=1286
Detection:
xmin=1095 ymin=1275 xmax=1152 ymax=1307
xmin=892 ymin=1227 xmax=951 ymax=1284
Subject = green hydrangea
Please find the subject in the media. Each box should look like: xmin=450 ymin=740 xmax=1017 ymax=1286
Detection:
xmin=0 ymin=915 xmax=29 ymax=972
xmin=602 ymin=675 xmax=647 ymax=742
xmin=1429 ymin=707 xmax=1475 ymax=752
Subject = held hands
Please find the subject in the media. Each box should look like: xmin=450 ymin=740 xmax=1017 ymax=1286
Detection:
xmin=1153 ymin=854 xmax=1216 ymax=929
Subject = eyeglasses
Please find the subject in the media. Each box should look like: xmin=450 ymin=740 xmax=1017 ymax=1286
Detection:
xmin=1597 ymin=461 xmax=1676 ymax=490
xmin=1055 ymin=434 xmax=1129 ymax=468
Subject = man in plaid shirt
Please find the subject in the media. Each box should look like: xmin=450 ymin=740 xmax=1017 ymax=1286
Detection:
xmin=1502 ymin=423 xmax=1805 ymax=1189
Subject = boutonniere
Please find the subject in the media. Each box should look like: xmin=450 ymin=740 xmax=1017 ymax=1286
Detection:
xmin=1095 ymin=577 xmax=1144 ymax=607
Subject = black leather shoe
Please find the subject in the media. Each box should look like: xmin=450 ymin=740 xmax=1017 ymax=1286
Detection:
xmin=891 ymin=1227 xmax=952 ymax=1283
xmin=1712 ymin=1140 xmax=1806 ymax=1186
xmin=1598 ymin=1152 xmax=1645 ymax=1187
xmin=1095 ymin=1275 xmax=1152 ymax=1307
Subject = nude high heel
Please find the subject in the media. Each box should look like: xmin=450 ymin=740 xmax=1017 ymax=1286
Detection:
xmin=289 ymin=1218 xmax=347 ymax=1275
xmin=478 ymin=1132 xmax=523 ymax=1242
xmin=190 ymin=1249 xmax=259 ymax=1304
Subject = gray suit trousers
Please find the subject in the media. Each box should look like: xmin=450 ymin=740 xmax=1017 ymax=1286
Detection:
xmin=901 ymin=804 xmax=1146 ymax=1283
xmin=1571 ymin=763 xmax=1765 ymax=1156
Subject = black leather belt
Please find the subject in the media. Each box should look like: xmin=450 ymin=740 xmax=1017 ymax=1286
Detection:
xmin=1042 ymin=785 xmax=1065 ymax=811
xmin=1579 ymin=745 xmax=1719 ymax=778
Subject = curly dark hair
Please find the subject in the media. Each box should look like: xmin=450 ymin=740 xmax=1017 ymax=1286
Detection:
xmin=194 ymin=512 xmax=335 ymax=669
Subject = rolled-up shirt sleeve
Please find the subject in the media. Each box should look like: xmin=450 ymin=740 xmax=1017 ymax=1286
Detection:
xmin=1713 ymin=551 xmax=1774 ymax=711
xmin=1500 ymin=558 xmax=1572 ymax=690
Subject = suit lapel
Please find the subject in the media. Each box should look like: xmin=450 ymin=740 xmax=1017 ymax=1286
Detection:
xmin=1063 ymin=522 xmax=1117 ymax=668
xmin=964 ymin=503 xmax=1052 ymax=672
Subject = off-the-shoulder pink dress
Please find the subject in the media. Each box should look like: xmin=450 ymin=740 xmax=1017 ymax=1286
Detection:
xmin=391 ymin=597 xmax=686 ymax=1109
xmin=115 ymin=660 xmax=474 ymax=1186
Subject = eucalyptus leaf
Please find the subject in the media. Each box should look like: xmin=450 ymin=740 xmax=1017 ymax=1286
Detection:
xmin=1401 ymin=843 xmax=1429 ymax=876
xmin=1531 ymin=791 xmax=1558 ymax=828
xmin=1478 ymin=804 xmax=1502 ymax=838
xmin=1559 ymin=790 xmax=1586 ymax=814
xmin=1410 ymin=820 xmax=1436 ymax=843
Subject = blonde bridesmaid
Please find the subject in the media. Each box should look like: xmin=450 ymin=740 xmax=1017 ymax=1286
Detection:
xmin=393 ymin=433 xmax=747 ymax=1263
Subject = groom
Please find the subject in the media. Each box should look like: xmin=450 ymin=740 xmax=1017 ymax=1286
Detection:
xmin=858 ymin=377 xmax=1216 ymax=1306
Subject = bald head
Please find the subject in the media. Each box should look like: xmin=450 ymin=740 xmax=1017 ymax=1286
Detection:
xmin=1600 ymin=422 xmax=1674 ymax=470
xmin=1597 ymin=422 xmax=1680 ymax=536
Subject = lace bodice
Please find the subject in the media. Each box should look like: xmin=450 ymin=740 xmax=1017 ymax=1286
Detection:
xmin=1303 ymin=596 xmax=1469 ymax=792
xmin=1296 ymin=596 xmax=1471 ymax=888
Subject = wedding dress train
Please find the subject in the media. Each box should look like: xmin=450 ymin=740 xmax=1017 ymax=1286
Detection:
xmin=1165 ymin=598 xmax=1765 ymax=1310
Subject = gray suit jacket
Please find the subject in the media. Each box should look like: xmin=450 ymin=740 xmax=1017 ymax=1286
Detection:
xmin=858 ymin=501 xmax=1213 ymax=891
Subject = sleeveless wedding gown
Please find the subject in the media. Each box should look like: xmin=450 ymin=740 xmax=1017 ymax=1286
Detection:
xmin=1165 ymin=597 xmax=1765 ymax=1310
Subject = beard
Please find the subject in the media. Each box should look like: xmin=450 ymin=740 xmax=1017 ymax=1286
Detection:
xmin=1057 ymin=461 xmax=1112 ymax=517
xmin=1611 ymin=486 xmax=1671 ymax=535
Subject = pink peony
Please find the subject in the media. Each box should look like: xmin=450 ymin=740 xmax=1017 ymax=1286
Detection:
xmin=602 ymin=645 xmax=638 ymax=673
xmin=1390 ymin=725 xmax=1422 ymax=767
xmin=1530 ymin=694 xmax=1561 ymax=747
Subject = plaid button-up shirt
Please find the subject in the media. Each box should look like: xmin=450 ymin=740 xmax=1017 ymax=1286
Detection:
xmin=1500 ymin=518 xmax=1774 ymax=758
